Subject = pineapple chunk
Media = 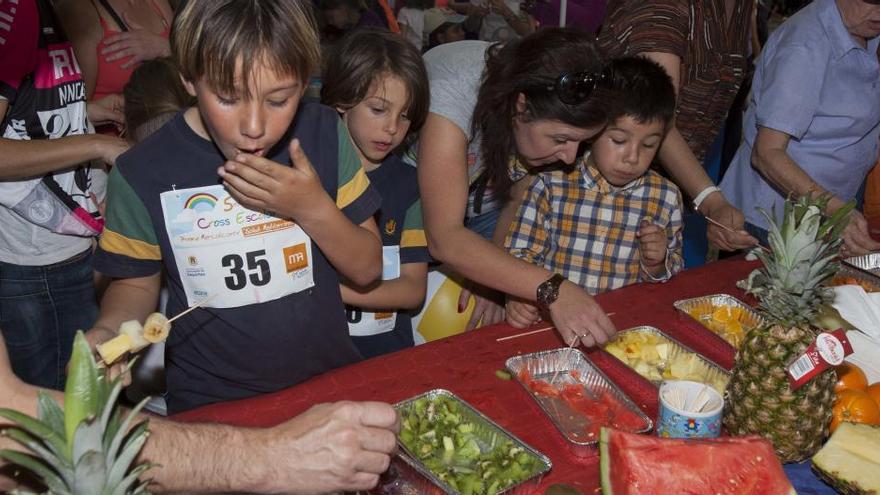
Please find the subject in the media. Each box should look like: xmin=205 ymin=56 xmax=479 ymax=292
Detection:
xmin=143 ymin=312 xmax=171 ymax=343
xmin=655 ymin=343 xmax=670 ymax=361
xmin=119 ymin=320 xmax=149 ymax=352
xmin=813 ymin=423 xmax=880 ymax=494
xmin=96 ymin=334 xmax=133 ymax=365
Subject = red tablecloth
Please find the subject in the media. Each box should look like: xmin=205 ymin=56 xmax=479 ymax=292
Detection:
xmin=174 ymin=256 xmax=760 ymax=492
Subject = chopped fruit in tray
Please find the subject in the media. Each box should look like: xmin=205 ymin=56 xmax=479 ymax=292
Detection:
xmin=517 ymin=370 xmax=646 ymax=441
xmin=829 ymin=275 xmax=880 ymax=293
xmin=603 ymin=331 xmax=728 ymax=394
xmin=686 ymin=304 xmax=752 ymax=348
xmin=398 ymin=395 xmax=544 ymax=495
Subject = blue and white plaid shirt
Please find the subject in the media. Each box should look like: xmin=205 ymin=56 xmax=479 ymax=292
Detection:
xmin=505 ymin=159 xmax=684 ymax=294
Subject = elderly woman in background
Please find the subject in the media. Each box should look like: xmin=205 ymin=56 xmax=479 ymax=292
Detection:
xmin=599 ymin=0 xmax=759 ymax=252
xmin=720 ymin=0 xmax=880 ymax=256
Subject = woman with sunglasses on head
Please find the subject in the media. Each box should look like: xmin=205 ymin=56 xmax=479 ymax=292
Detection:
xmin=416 ymin=28 xmax=617 ymax=347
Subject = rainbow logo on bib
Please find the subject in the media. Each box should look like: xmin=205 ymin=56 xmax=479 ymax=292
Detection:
xmin=184 ymin=193 xmax=217 ymax=212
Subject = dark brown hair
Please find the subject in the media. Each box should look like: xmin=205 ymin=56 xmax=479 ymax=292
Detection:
xmin=172 ymin=0 xmax=320 ymax=96
xmin=604 ymin=56 xmax=676 ymax=129
xmin=321 ymin=29 xmax=430 ymax=134
xmin=472 ymin=28 xmax=608 ymax=202
xmin=123 ymin=57 xmax=195 ymax=143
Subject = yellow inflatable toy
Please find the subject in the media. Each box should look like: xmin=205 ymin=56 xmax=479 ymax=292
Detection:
xmin=411 ymin=268 xmax=476 ymax=344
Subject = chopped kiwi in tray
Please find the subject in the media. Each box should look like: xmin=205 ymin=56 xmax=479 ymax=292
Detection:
xmin=398 ymin=395 xmax=544 ymax=495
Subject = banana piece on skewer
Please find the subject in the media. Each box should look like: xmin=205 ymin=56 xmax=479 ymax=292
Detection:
xmin=96 ymin=313 xmax=172 ymax=365
xmin=143 ymin=312 xmax=171 ymax=343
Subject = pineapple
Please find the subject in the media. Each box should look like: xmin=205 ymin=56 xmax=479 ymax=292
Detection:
xmin=724 ymin=194 xmax=853 ymax=463
xmin=0 ymin=331 xmax=152 ymax=494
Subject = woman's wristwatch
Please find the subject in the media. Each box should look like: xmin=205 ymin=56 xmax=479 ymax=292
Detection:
xmin=536 ymin=273 xmax=566 ymax=310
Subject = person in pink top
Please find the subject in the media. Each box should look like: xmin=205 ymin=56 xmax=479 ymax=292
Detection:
xmin=54 ymin=0 xmax=174 ymax=132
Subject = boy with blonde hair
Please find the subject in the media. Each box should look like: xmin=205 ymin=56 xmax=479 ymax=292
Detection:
xmin=88 ymin=0 xmax=383 ymax=413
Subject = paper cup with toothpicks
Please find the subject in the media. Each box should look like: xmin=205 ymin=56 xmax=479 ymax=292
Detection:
xmin=657 ymin=380 xmax=723 ymax=439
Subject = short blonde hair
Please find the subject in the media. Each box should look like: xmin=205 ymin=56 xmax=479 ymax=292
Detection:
xmin=172 ymin=0 xmax=320 ymax=96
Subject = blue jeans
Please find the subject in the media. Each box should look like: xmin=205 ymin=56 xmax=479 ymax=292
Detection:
xmin=0 ymin=249 xmax=98 ymax=390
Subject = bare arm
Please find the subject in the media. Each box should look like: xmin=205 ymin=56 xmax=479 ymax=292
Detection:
xmin=752 ymin=126 xmax=880 ymax=254
xmin=0 ymin=100 xmax=128 ymax=180
xmin=418 ymin=113 xmax=615 ymax=344
xmin=0 ymin=334 xmax=398 ymax=494
xmin=86 ymin=273 xmax=162 ymax=346
xmin=641 ymin=51 xmax=757 ymax=250
xmin=341 ymin=262 xmax=428 ymax=310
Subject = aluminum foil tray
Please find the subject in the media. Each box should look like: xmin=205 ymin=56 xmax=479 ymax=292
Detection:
xmin=394 ymin=389 xmax=551 ymax=495
xmin=843 ymin=252 xmax=880 ymax=275
xmin=674 ymin=293 xmax=765 ymax=348
xmin=836 ymin=255 xmax=880 ymax=292
xmin=505 ymin=348 xmax=652 ymax=455
xmin=602 ymin=326 xmax=730 ymax=394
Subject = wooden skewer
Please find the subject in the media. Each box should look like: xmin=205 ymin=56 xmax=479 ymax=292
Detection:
xmin=168 ymin=294 xmax=217 ymax=324
xmin=495 ymin=313 xmax=617 ymax=342
xmin=703 ymin=216 xmax=772 ymax=253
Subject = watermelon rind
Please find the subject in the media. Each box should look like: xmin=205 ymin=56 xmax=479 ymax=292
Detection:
xmin=599 ymin=428 xmax=613 ymax=495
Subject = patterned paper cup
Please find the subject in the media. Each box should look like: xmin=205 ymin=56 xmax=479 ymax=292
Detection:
xmin=657 ymin=380 xmax=723 ymax=439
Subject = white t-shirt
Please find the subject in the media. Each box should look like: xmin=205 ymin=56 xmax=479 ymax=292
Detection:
xmin=472 ymin=0 xmax=523 ymax=42
xmin=420 ymin=40 xmax=498 ymax=216
xmin=397 ymin=7 xmax=426 ymax=51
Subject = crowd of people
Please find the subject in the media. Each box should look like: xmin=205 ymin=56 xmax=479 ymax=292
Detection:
xmin=2 ymin=0 xmax=880 ymax=491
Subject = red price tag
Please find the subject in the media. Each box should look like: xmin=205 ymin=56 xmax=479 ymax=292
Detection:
xmin=787 ymin=329 xmax=853 ymax=391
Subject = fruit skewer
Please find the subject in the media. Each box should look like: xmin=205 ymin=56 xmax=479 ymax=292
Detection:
xmin=96 ymin=294 xmax=216 ymax=365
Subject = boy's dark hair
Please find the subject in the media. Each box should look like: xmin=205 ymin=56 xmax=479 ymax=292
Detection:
xmin=172 ymin=0 xmax=320 ymax=96
xmin=472 ymin=28 xmax=609 ymax=203
xmin=604 ymin=56 xmax=676 ymax=128
xmin=123 ymin=57 xmax=195 ymax=143
xmin=322 ymin=29 xmax=430 ymax=134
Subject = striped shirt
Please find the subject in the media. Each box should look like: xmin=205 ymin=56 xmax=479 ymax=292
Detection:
xmin=505 ymin=160 xmax=684 ymax=294
xmin=599 ymin=0 xmax=753 ymax=162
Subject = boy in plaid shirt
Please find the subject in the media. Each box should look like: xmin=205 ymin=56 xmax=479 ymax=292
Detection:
xmin=505 ymin=56 xmax=683 ymax=316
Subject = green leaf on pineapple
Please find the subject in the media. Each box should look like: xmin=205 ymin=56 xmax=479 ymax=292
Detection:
xmin=72 ymin=450 xmax=107 ymax=494
xmin=0 ymin=450 xmax=70 ymax=494
xmin=0 ymin=408 xmax=67 ymax=460
xmin=65 ymin=332 xmax=100 ymax=456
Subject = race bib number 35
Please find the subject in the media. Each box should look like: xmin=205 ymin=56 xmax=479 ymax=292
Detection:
xmin=160 ymin=185 xmax=315 ymax=308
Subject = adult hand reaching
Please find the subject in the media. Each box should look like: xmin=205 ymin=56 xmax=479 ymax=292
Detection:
xmin=703 ymin=196 xmax=759 ymax=251
xmin=840 ymin=209 xmax=880 ymax=256
xmin=101 ymin=29 xmax=171 ymax=70
xmin=547 ymin=281 xmax=616 ymax=347
xmin=252 ymin=401 xmax=399 ymax=493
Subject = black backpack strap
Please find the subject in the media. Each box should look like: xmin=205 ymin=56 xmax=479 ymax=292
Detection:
xmin=469 ymin=170 xmax=489 ymax=216
xmin=96 ymin=0 xmax=128 ymax=31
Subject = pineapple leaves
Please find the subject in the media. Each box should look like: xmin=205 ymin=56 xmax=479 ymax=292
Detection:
xmin=744 ymin=194 xmax=852 ymax=326
xmin=64 ymin=333 xmax=100 ymax=454
xmin=0 ymin=450 xmax=70 ymax=494
xmin=0 ymin=407 xmax=68 ymax=461
xmin=0 ymin=331 xmax=152 ymax=494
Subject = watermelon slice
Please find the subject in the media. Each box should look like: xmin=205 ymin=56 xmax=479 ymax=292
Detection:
xmin=599 ymin=428 xmax=796 ymax=495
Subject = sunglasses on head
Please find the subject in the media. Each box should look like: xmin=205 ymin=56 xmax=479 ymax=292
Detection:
xmin=543 ymin=66 xmax=612 ymax=105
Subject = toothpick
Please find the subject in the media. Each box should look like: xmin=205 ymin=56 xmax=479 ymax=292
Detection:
xmin=495 ymin=313 xmax=617 ymax=342
xmin=496 ymin=326 xmax=554 ymax=342
xmin=703 ymin=216 xmax=771 ymax=253
xmin=168 ymin=294 xmax=217 ymax=324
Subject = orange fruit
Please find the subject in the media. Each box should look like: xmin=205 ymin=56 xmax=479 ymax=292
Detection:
xmin=830 ymin=389 xmax=880 ymax=433
xmin=834 ymin=362 xmax=868 ymax=394
xmin=867 ymin=383 xmax=880 ymax=408
xmin=711 ymin=306 xmax=742 ymax=323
